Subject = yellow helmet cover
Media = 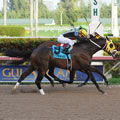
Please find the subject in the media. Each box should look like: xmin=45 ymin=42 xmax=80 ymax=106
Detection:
xmin=79 ymin=29 xmax=87 ymax=37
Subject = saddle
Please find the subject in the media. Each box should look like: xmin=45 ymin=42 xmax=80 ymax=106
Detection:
xmin=52 ymin=43 xmax=72 ymax=70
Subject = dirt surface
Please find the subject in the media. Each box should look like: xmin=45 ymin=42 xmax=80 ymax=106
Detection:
xmin=0 ymin=84 xmax=120 ymax=120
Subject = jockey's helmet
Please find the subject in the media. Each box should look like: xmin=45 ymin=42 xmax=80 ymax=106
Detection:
xmin=79 ymin=25 xmax=87 ymax=31
xmin=79 ymin=29 xmax=87 ymax=37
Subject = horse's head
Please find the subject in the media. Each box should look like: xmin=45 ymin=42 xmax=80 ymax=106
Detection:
xmin=87 ymin=33 xmax=118 ymax=58
xmin=103 ymin=36 xmax=118 ymax=58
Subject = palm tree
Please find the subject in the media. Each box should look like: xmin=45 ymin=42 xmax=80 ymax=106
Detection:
xmin=30 ymin=0 xmax=33 ymax=36
xmin=3 ymin=0 xmax=7 ymax=25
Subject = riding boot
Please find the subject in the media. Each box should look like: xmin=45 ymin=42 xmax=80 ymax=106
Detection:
xmin=62 ymin=44 xmax=71 ymax=54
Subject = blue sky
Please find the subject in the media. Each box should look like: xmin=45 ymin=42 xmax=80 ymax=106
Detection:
xmin=0 ymin=0 xmax=111 ymax=11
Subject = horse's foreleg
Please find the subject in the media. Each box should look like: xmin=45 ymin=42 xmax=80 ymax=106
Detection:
xmin=44 ymin=74 xmax=54 ymax=87
xmin=12 ymin=65 xmax=35 ymax=93
xmin=90 ymin=72 xmax=105 ymax=94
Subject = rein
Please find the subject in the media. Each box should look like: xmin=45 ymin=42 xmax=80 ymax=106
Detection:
xmin=89 ymin=38 xmax=107 ymax=50
xmin=89 ymin=39 xmax=101 ymax=48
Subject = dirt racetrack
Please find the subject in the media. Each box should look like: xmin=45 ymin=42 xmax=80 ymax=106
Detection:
xmin=0 ymin=84 xmax=120 ymax=120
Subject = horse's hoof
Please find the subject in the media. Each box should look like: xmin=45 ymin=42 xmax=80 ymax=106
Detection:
xmin=51 ymin=84 xmax=54 ymax=87
xmin=39 ymin=89 xmax=46 ymax=95
xmin=59 ymin=81 xmax=65 ymax=87
xmin=62 ymin=83 xmax=66 ymax=87
xmin=99 ymin=89 xmax=105 ymax=94
xmin=78 ymin=84 xmax=83 ymax=87
xmin=105 ymin=84 xmax=110 ymax=87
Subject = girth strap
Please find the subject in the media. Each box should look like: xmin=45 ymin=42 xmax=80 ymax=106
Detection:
xmin=66 ymin=54 xmax=72 ymax=70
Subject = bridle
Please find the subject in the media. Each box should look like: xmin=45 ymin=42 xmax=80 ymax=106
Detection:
xmin=89 ymin=37 xmax=117 ymax=57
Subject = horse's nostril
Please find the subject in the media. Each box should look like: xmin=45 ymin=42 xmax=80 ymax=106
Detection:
xmin=113 ymin=53 xmax=119 ymax=58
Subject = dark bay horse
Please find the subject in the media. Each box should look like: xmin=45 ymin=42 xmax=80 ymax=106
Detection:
xmin=4 ymin=39 xmax=100 ymax=87
xmin=5 ymin=39 xmax=106 ymax=88
xmin=12 ymin=36 xmax=118 ymax=95
xmin=4 ymin=36 xmax=113 ymax=87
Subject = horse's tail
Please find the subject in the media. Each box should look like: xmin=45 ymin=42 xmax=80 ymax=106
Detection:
xmin=4 ymin=49 xmax=33 ymax=65
xmin=4 ymin=49 xmax=33 ymax=58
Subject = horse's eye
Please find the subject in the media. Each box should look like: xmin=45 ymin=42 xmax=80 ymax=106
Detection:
xmin=110 ymin=44 xmax=113 ymax=48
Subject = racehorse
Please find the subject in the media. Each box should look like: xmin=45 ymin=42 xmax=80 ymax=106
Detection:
xmin=5 ymin=37 xmax=106 ymax=88
xmin=12 ymin=35 xmax=118 ymax=95
xmin=4 ymin=35 xmax=111 ymax=87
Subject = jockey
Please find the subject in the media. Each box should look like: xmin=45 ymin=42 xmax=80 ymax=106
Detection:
xmin=58 ymin=25 xmax=88 ymax=54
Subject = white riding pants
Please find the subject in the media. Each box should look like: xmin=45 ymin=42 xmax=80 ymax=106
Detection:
xmin=58 ymin=35 xmax=77 ymax=46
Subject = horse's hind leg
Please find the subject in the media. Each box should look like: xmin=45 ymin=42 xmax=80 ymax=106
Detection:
xmin=90 ymin=72 xmax=105 ymax=94
xmin=13 ymin=65 xmax=35 ymax=92
xmin=35 ymin=72 xmax=46 ymax=95
xmin=78 ymin=71 xmax=90 ymax=87
xmin=44 ymin=74 xmax=54 ymax=87
xmin=48 ymin=67 xmax=65 ymax=87
xmin=48 ymin=68 xmax=76 ymax=85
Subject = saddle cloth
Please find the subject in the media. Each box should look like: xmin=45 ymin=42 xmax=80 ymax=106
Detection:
xmin=52 ymin=43 xmax=71 ymax=59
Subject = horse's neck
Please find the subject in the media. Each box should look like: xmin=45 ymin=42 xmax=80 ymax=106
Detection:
xmin=73 ymin=41 xmax=103 ymax=57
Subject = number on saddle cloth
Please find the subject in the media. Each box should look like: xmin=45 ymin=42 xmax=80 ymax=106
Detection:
xmin=52 ymin=43 xmax=71 ymax=59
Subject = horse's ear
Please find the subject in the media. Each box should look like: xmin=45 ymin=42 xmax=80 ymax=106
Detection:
xmin=106 ymin=36 xmax=110 ymax=41
xmin=94 ymin=32 xmax=99 ymax=36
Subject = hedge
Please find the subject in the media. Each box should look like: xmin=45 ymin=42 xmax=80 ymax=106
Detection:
xmin=0 ymin=37 xmax=57 ymax=52
xmin=0 ymin=36 xmax=119 ymax=51
xmin=0 ymin=26 xmax=25 ymax=36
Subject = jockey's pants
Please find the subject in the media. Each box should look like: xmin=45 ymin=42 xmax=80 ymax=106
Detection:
xmin=58 ymin=35 xmax=77 ymax=46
